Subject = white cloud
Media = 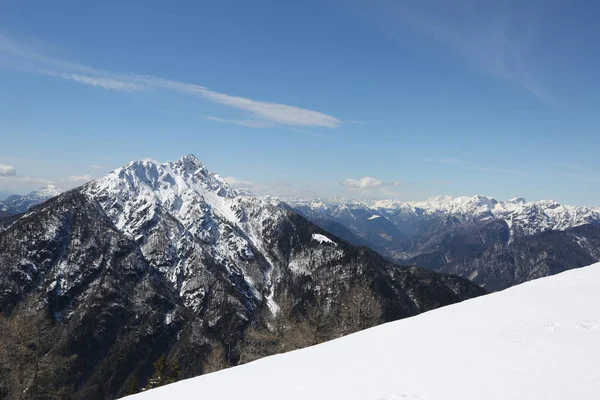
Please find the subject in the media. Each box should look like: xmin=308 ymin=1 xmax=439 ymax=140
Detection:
xmin=205 ymin=116 xmax=275 ymax=128
xmin=0 ymin=164 xmax=16 ymax=176
xmin=342 ymin=177 xmax=385 ymax=190
xmin=224 ymin=176 xmax=255 ymax=188
xmin=341 ymin=177 xmax=403 ymax=191
xmin=200 ymin=91 xmax=340 ymax=128
xmin=40 ymin=71 xmax=143 ymax=91
xmin=0 ymin=34 xmax=341 ymax=128
xmin=89 ymin=164 xmax=103 ymax=169
xmin=68 ymin=174 xmax=93 ymax=183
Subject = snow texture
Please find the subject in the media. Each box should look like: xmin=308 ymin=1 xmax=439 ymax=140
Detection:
xmin=311 ymin=233 xmax=337 ymax=246
xmin=130 ymin=263 xmax=600 ymax=400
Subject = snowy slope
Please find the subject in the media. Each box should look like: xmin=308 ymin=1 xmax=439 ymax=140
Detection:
xmin=131 ymin=263 xmax=600 ymax=400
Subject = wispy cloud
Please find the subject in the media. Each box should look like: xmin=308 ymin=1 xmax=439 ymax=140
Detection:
xmin=476 ymin=167 xmax=522 ymax=174
xmin=0 ymin=161 xmax=54 ymax=192
xmin=224 ymin=176 xmax=255 ymax=188
xmin=0 ymin=175 xmax=54 ymax=185
xmin=0 ymin=34 xmax=342 ymax=128
xmin=564 ymin=172 xmax=600 ymax=183
xmin=40 ymin=71 xmax=143 ymax=91
xmin=205 ymin=116 xmax=275 ymax=128
xmin=0 ymin=164 xmax=16 ymax=176
xmin=89 ymin=164 xmax=103 ymax=169
xmin=346 ymin=119 xmax=367 ymax=125
xmin=68 ymin=174 xmax=93 ymax=183
xmin=222 ymin=177 xmax=312 ymax=198
xmin=359 ymin=0 xmax=554 ymax=102
xmin=562 ymin=162 xmax=585 ymax=171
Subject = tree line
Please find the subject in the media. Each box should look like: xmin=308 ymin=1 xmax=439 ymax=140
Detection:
xmin=0 ymin=280 xmax=382 ymax=398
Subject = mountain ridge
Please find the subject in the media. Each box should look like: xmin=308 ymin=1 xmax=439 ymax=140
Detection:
xmin=0 ymin=184 xmax=63 ymax=214
xmin=290 ymin=195 xmax=600 ymax=290
xmin=0 ymin=154 xmax=485 ymax=399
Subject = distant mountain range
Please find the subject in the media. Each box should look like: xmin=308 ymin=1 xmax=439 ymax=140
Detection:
xmin=291 ymin=196 xmax=600 ymax=290
xmin=0 ymin=184 xmax=63 ymax=214
xmin=6 ymin=175 xmax=600 ymax=293
xmin=0 ymin=155 xmax=483 ymax=399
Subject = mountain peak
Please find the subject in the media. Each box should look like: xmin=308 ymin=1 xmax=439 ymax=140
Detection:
xmin=37 ymin=184 xmax=63 ymax=197
xmin=508 ymin=197 xmax=527 ymax=204
xmin=175 ymin=154 xmax=205 ymax=171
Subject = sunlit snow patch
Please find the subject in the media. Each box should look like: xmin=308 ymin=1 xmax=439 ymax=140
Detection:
xmin=367 ymin=215 xmax=381 ymax=220
xmin=311 ymin=233 xmax=337 ymax=246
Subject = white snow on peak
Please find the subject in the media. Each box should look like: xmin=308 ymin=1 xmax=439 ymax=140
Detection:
xmin=84 ymin=154 xmax=293 ymax=310
xmin=0 ymin=184 xmax=63 ymax=213
xmin=311 ymin=233 xmax=336 ymax=246
xmin=34 ymin=184 xmax=63 ymax=199
xmin=294 ymin=194 xmax=600 ymax=237
xmin=129 ymin=262 xmax=600 ymax=400
xmin=367 ymin=215 xmax=381 ymax=220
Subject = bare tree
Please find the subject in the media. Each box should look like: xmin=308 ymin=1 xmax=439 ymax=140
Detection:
xmin=203 ymin=344 xmax=229 ymax=374
xmin=0 ymin=300 xmax=74 ymax=400
xmin=239 ymin=283 xmax=382 ymax=366
xmin=145 ymin=355 xmax=180 ymax=390
xmin=338 ymin=280 xmax=383 ymax=336
xmin=302 ymin=290 xmax=336 ymax=346
xmin=239 ymin=292 xmax=311 ymax=364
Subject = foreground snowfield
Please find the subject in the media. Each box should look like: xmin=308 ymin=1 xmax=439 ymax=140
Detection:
xmin=130 ymin=263 xmax=600 ymax=400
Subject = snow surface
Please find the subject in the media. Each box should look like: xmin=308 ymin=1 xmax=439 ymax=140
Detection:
xmin=311 ymin=233 xmax=337 ymax=246
xmin=130 ymin=263 xmax=600 ymax=400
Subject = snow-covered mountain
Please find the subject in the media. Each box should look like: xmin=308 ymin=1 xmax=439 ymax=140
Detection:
xmin=291 ymin=195 xmax=600 ymax=290
xmin=296 ymin=195 xmax=600 ymax=237
xmin=129 ymin=262 xmax=600 ymax=400
xmin=0 ymin=184 xmax=63 ymax=214
xmin=0 ymin=155 xmax=484 ymax=399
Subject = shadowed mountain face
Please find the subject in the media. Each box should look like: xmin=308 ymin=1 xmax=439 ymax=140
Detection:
xmin=0 ymin=155 xmax=484 ymax=399
xmin=292 ymin=197 xmax=600 ymax=291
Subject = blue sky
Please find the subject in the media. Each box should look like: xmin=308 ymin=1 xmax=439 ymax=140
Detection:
xmin=1 ymin=0 xmax=599 ymax=205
